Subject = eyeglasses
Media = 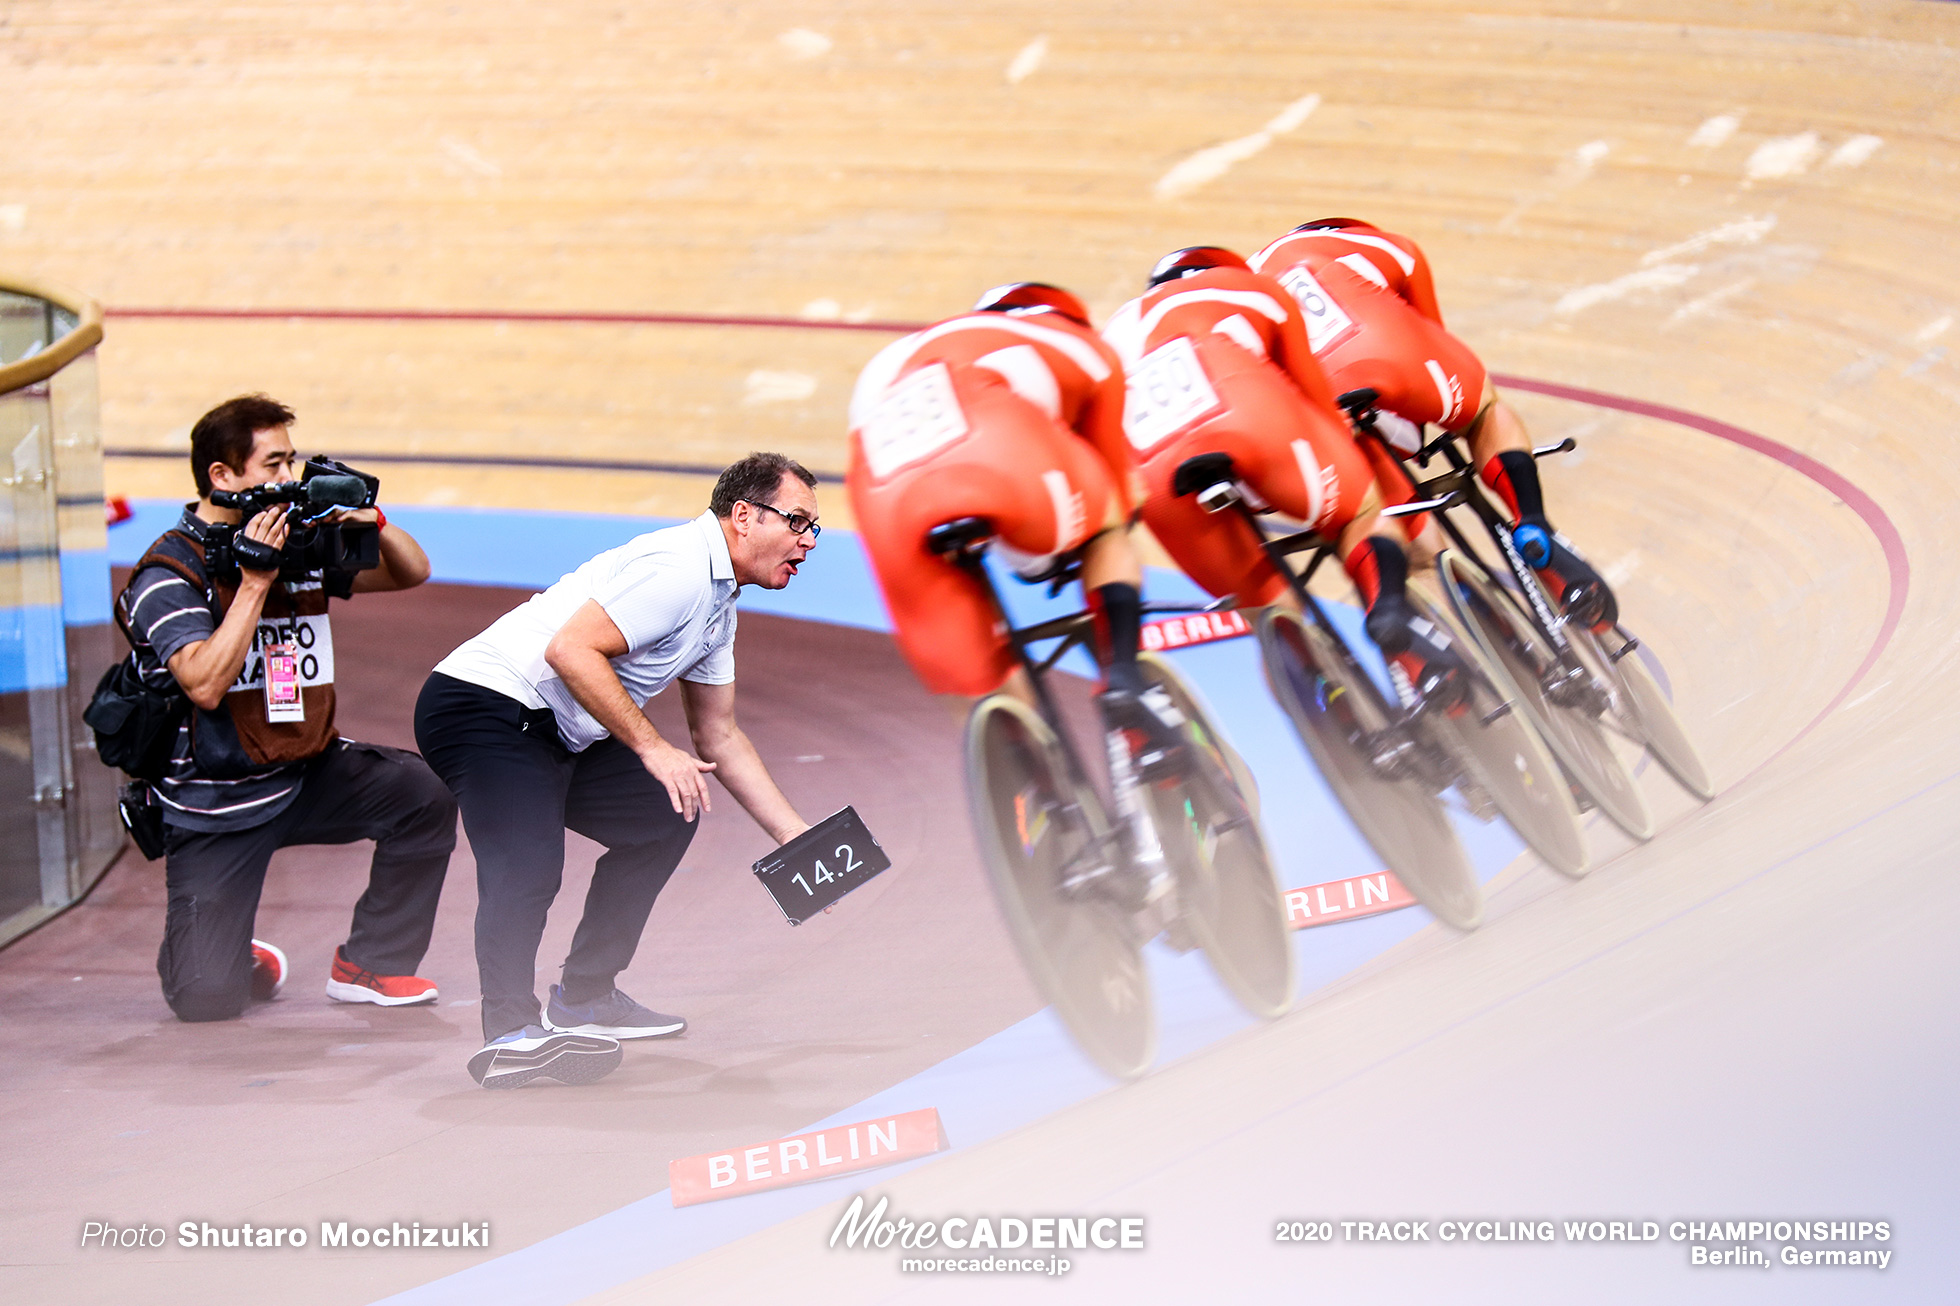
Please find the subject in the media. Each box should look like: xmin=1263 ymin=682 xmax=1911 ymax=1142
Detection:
xmin=743 ymin=500 xmax=821 ymax=538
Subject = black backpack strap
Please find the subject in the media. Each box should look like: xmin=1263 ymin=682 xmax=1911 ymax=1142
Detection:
xmin=116 ymin=531 xmax=215 ymax=648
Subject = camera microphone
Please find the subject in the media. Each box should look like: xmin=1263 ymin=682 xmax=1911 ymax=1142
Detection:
xmin=305 ymin=475 xmax=370 ymax=508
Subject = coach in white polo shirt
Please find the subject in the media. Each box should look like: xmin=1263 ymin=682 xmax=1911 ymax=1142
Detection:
xmin=414 ymin=453 xmax=819 ymax=1089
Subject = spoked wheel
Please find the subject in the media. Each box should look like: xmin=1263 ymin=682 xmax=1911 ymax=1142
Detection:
xmin=965 ymin=694 xmax=1155 ymax=1079
xmin=1407 ymin=588 xmax=1590 ymax=878
xmin=1136 ymin=654 xmax=1294 ymax=1018
xmin=1254 ymin=607 xmax=1484 ymax=931
xmin=1569 ymin=625 xmax=1715 ymax=801
xmin=1438 ymin=552 xmax=1655 ymax=842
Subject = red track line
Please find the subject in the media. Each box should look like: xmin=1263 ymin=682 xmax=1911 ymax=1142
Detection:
xmin=1493 ymin=373 xmax=1910 ymax=768
xmin=104 ymin=305 xmax=930 ymax=334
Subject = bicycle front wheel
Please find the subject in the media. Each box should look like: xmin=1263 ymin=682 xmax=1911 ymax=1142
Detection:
xmin=1255 ymin=606 xmax=1483 ymax=931
xmin=1138 ymin=653 xmax=1294 ymax=1019
xmin=1570 ymin=624 xmax=1715 ymax=801
xmin=1409 ymin=586 xmax=1589 ymax=878
xmin=965 ymin=694 xmax=1155 ymax=1079
xmin=1438 ymin=551 xmax=1654 ymax=842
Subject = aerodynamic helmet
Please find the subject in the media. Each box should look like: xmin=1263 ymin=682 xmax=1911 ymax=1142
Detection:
xmin=971 ymin=282 xmax=1092 ymax=326
xmin=1292 ymin=217 xmax=1381 ymax=235
xmin=1146 ymin=246 xmax=1250 ymax=289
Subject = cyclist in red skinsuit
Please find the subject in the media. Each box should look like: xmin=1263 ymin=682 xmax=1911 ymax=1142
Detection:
xmin=1249 ymin=218 xmax=1616 ymax=627
xmin=1102 ymin=247 xmax=1467 ymax=703
xmin=846 ymin=283 xmax=1181 ymax=754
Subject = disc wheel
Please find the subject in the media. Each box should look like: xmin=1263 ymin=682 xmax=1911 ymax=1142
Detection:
xmin=1408 ymin=588 xmax=1590 ymax=878
xmin=965 ymin=694 xmax=1155 ymax=1079
xmin=1137 ymin=654 xmax=1295 ymax=1018
xmin=1438 ymin=552 xmax=1654 ymax=842
xmin=1570 ymin=625 xmax=1715 ymax=801
xmin=1255 ymin=606 xmax=1483 ymax=931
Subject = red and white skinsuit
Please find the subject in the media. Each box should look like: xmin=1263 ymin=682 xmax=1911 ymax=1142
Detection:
xmin=1250 ymin=219 xmax=1617 ymax=627
xmin=1248 ymin=221 xmax=1481 ymax=435
xmin=1099 ymin=264 xmax=1406 ymax=613
xmin=846 ymin=309 xmax=1138 ymax=696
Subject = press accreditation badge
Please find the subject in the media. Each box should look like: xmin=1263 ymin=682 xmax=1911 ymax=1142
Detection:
xmin=752 ymin=807 xmax=892 ymax=925
xmin=263 ymin=643 xmax=305 ymax=722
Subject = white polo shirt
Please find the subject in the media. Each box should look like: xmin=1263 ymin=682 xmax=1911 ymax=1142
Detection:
xmin=434 ymin=511 xmax=739 ymax=752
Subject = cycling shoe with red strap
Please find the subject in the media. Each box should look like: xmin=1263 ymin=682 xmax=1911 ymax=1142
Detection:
xmin=1512 ymin=517 xmax=1618 ymax=630
xmin=1364 ymin=594 xmax=1471 ymax=711
xmin=1098 ymin=683 xmax=1190 ymax=782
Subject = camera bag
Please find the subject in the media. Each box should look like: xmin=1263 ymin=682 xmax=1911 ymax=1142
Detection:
xmin=83 ymin=656 xmax=188 ymax=781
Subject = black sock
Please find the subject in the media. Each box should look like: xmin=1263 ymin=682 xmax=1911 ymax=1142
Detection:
xmin=1350 ymin=535 xmax=1409 ymax=612
xmin=1355 ymin=537 xmax=1414 ymax=651
xmin=1093 ymin=582 xmax=1144 ymax=694
xmin=1487 ymin=449 xmax=1549 ymax=526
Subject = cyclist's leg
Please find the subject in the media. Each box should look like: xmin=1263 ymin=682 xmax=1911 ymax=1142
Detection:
xmin=1464 ymin=377 xmax=1618 ymax=627
xmin=1354 ymin=427 xmax=1447 ymax=569
xmin=1270 ymin=403 xmax=1470 ymax=705
xmin=1079 ymin=507 xmax=1147 ymax=695
xmin=1027 ymin=427 xmax=1195 ymax=776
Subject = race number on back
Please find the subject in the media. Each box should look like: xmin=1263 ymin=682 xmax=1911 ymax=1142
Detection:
xmin=861 ymin=363 xmax=970 ymax=480
xmin=1124 ymin=337 xmax=1222 ymax=451
xmin=1276 ymin=265 xmax=1358 ymax=354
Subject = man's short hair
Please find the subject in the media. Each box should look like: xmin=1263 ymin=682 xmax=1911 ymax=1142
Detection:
xmin=710 ymin=452 xmax=817 ymax=518
xmin=190 ymin=394 xmax=295 ymax=497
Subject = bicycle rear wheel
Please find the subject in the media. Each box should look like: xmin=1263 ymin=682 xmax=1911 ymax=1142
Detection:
xmin=1409 ymin=587 xmax=1589 ymax=878
xmin=1438 ymin=552 xmax=1654 ymax=842
xmin=1137 ymin=654 xmax=1294 ymax=1018
xmin=1255 ymin=606 xmax=1483 ymax=931
xmin=965 ymin=694 xmax=1155 ymax=1079
xmin=1570 ymin=625 xmax=1715 ymax=801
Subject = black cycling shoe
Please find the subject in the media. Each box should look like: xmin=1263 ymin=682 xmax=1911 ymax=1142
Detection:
xmin=1512 ymin=518 xmax=1619 ymax=629
xmin=1098 ymin=684 xmax=1190 ymax=782
xmin=1366 ymin=594 xmax=1472 ymax=711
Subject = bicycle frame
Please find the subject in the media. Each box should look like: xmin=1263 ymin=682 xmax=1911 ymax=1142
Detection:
xmin=1360 ymin=405 xmax=1642 ymax=673
xmin=931 ymin=523 xmax=1234 ymax=803
xmin=1190 ymin=471 xmax=1475 ymax=733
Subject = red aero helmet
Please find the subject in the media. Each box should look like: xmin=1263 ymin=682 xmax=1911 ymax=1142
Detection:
xmin=971 ymin=282 xmax=1092 ymax=326
xmin=1146 ymin=246 xmax=1250 ymax=289
xmin=1292 ymin=217 xmax=1383 ymax=235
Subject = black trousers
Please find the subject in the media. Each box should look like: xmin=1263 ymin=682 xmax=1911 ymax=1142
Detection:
xmin=413 ymin=673 xmax=698 ymax=1040
xmin=158 ymin=741 xmax=457 ymax=1023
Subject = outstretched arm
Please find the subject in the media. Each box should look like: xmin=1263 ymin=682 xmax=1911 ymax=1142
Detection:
xmin=680 ymin=678 xmax=808 ymax=845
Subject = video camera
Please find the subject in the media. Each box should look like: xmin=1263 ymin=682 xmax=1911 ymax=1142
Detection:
xmin=206 ymin=455 xmax=384 ymax=580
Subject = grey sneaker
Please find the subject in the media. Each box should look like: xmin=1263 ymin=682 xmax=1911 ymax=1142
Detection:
xmin=545 ymin=984 xmax=687 ymax=1039
xmin=466 ymin=1024 xmax=621 ymax=1089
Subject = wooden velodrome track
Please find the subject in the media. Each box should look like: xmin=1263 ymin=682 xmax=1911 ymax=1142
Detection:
xmin=6 ymin=0 xmax=1958 ymax=1301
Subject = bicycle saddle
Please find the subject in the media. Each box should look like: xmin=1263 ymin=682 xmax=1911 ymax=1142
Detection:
xmin=1172 ymin=452 xmax=1237 ymax=499
xmin=926 ymin=517 xmax=994 ymax=557
xmin=1335 ymin=387 xmax=1381 ymax=418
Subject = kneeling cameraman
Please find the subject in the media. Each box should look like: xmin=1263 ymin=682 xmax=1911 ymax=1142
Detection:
xmin=119 ymin=394 xmax=456 ymax=1022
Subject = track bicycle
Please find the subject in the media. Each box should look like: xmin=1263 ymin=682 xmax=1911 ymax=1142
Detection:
xmin=1337 ymin=389 xmax=1715 ymax=837
xmin=933 ymin=518 xmax=1294 ymax=1080
xmin=1169 ymin=450 xmax=1589 ymax=932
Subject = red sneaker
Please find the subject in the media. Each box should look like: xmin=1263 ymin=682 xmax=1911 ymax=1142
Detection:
xmin=250 ymin=939 xmax=288 ymax=1001
xmin=325 ymin=946 xmax=438 ymax=1007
